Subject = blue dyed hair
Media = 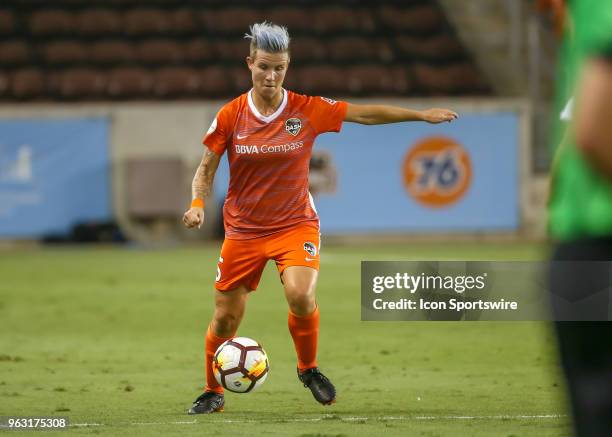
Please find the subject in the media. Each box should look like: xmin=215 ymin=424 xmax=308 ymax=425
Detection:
xmin=244 ymin=22 xmax=290 ymax=57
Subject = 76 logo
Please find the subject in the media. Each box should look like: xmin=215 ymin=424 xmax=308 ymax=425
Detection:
xmin=413 ymin=149 xmax=464 ymax=193
xmin=402 ymin=137 xmax=472 ymax=208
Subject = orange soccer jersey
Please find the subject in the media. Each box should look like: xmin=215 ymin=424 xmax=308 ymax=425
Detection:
xmin=203 ymin=89 xmax=348 ymax=239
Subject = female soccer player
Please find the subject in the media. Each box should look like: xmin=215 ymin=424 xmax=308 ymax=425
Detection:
xmin=183 ymin=22 xmax=457 ymax=414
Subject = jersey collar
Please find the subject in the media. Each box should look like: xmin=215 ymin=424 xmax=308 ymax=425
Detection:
xmin=247 ymin=88 xmax=288 ymax=123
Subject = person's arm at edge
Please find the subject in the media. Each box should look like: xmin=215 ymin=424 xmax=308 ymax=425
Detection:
xmin=344 ymin=103 xmax=458 ymax=125
xmin=574 ymin=57 xmax=612 ymax=179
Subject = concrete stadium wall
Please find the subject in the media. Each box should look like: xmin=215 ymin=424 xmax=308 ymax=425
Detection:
xmin=0 ymin=98 xmax=546 ymax=241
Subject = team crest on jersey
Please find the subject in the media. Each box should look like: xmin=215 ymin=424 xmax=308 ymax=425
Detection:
xmin=285 ymin=118 xmax=302 ymax=136
xmin=303 ymin=242 xmax=317 ymax=257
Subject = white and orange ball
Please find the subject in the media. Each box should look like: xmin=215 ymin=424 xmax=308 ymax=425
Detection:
xmin=213 ymin=337 xmax=269 ymax=393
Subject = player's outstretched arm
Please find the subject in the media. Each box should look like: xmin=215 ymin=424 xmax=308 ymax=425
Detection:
xmin=183 ymin=147 xmax=221 ymax=229
xmin=344 ymin=103 xmax=458 ymax=125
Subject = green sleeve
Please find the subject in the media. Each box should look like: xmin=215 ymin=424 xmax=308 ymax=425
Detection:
xmin=577 ymin=0 xmax=612 ymax=57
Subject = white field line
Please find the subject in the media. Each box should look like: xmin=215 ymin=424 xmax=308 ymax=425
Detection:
xmin=320 ymin=254 xmax=414 ymax=264
xmin=70 ymin=414 xmax=566 ymax=428
xmin=70 ymin=423 xmax=103 ymax=427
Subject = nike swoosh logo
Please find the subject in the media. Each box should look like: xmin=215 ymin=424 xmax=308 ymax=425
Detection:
xmin=237 ymin=134 xmax=248 ymax=139
xmin=305 ymin=257 xmax=317 ymax=262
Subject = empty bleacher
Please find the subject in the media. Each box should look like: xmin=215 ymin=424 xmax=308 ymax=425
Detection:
xmin=0 ymin=0 xmax=490 ymax=101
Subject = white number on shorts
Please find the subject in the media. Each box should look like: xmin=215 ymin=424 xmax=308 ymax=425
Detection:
xmin=216 ymin=256 xmax=223 ymax=282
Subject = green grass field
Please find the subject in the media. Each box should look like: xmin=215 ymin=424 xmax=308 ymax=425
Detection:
xmin=1 ymin=241 xmax=571 ymax=436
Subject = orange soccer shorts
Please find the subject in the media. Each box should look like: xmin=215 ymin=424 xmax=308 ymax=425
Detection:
xmin=215 ymin=224 xmax=321 ymax=292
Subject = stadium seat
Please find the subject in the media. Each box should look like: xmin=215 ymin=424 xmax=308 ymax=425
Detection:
xmin=266 ymin=8 xmax=311 ymax=33
xmin=153 ymin=67 xmax=201 ymax=98
xmin=395 ymin=34 xmax=464 ymax=60
xmin=12 ymin=0 xmax=57 ymax=5
xmin=0 ymin=10 xmax=15 ymax=35
xmin=0 ymin=72 xmax=10 ymax=98
xmin=48 ymin=68 xmax=106 ymax=99
xmin=312 ymin=7 xmax=374 ymax=34
xmin=229 ymin=67 xmax=251 ymax=93
xmin=447 ymin=63 xmax=489 ymax=94
xmin=413 ymin=63 xmax=449 ymax=94
xmin=290 ymin=37 xmax=328 ymax=63
xmin=297 ymin=66 xmax=348 ymax=95
xmin=169 ymin=9 xmax=198 ymax=35
xmin=11 ymin=69 xmax=46 ymax=99
xmin=378 ymin=5 xmax=444 ymax=34
xmin=75 ymin=9 xmax=122 ymax=36
xmin=0 ymin=1 xmax=488 ymax=100
xmin=201 ymin=8 xmax=262 ymax=34
xmin=390 ymin=66 xmax=413 ymax=94
xmin=212 ymin=40 xmax=249 ymax=61
xmin=328 ymin=37 xmax=392 ymax=63
xmin=107 ymin=67 xmax=153 ymax=98
xmin=43 ymin=41 xmax=88 ymax=65
xmin=283 ymin=66 xmax=305 ymax=93
xmin=103 ymin=0 xmax=184 ymax=6
xmin=281 ymin=68 xmax=300 ymax=93
xmin=137 ymin=39 xmax=184 ymax=65
xmin=199 ymin=67 xmax=230 ymax=97
xmin=346 ymin=64 xmax=408 ymax=95
xmin=185 ymin=39 xmax=214 ymax=64
xmin=0 ymin=40 xmax=30 ymax=66
xmin=29 ymin=10 xmax=76 ymax=36
xmin=413 ymin=63 xmax=487 ymax=95
xmin=124 ymin=8 xmax=170 ymax=36
xmin=90 ymin=41 xmax=136 ymax=65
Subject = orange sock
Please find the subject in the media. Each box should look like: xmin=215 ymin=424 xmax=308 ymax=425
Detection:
xmin=204 ymin=324 xmax=234 ymax=394
xmin=288 ymin=306 xmax=320 ymax=372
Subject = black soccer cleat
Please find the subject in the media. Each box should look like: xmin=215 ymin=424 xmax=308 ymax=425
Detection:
xmin=187 ymin=391 xmax=225 ymax=414
xmin=298 ymin=367 xmax=336 ymax=405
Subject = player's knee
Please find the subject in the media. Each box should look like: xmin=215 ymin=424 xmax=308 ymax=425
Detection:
xmin=213 ymin=310 xmax=242 ymax=336
xmin=285 ymin=284 xmax=316 ymax=315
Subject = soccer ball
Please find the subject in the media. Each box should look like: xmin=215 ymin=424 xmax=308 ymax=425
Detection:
xmin=213 ymin=337 xmax=269 ymax=393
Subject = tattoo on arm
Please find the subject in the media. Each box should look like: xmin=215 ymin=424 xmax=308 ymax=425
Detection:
xmin=192 ymin=149 xmax=221 ymax=201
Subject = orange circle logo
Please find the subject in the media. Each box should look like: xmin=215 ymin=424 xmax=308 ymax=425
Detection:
xmin=403 ymin=136 xmax=472 ymax=208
